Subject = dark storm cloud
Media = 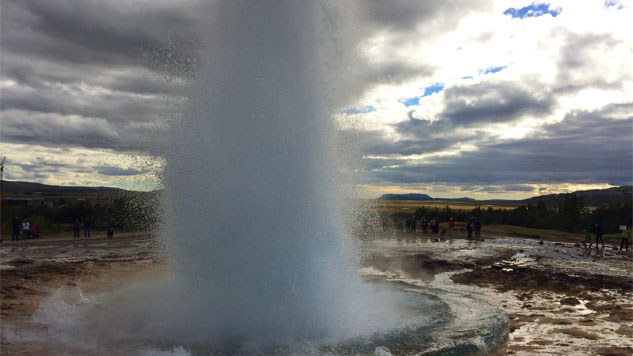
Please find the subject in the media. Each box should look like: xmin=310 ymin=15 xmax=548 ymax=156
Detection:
xmin=365 ymin=108 xmax=633 ymax=186
xmin=1 ymin=110 xmax=124 ymax=149
xmin=1 ymin=0 xmax=199 ymax=69
xmin=0 ymin=0 xmax=197 ymax=154
xmin=360 ymin=0 xmax=491 ymax=34
xmin=441 ymin=81 xmax=555 ymax=124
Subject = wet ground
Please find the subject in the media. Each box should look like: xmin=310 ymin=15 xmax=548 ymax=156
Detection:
xmin=1 ymin=233 xmax=632 ymax=355
xmin=359 ymin=234 xmax=633 ymax=355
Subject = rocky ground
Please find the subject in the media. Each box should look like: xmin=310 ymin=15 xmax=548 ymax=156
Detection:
xmin=360 ymin=232 xmax=633 ymax=355
xmin=1 ymin=232 xmax=631 ymax=355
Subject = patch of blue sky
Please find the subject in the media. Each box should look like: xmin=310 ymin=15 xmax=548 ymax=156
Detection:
xmin=400 ymin=84 xmax=445 ymax=107
xmin=483 ymin=66 xmax=506 ymax=74
xmin=461 ymin=76 xmax=474 ymax=80
xmin=343 ymin=106 xmax=376 ymax=115
xmin=503 ymin=3 xmax=561 ymax=18
xmin=424 ymin=84 xmax=444 ymax=96
xmin=604 ymin=0 xmax=624 ymax=9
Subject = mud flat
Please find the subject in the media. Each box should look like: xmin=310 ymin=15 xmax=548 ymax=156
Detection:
xmin=360 ymin=235 xmax=633 ymax=355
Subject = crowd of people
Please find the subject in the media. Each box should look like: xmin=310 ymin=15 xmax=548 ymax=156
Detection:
xmin=8 ymin=216 xmax=115 ymax=241
xmin=10 ymin=216 xmax=40 ymax=241
xmin=393 ymin=216 xmax=484 ymax=240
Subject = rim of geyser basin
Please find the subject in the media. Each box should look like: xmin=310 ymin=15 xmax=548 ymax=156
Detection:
xmin=141 ymin=288 xmax=508 ymax=356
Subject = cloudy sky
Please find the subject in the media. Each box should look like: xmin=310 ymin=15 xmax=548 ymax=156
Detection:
xmin=1 ymin=0 xmax=631 ymax=199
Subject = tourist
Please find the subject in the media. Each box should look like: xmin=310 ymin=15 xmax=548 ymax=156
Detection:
xmin=31 ymin=225 xmax=40 ymax=239
xmin=594 ymin=222 xmax=604 ymax=249
xmin=434 ymin=217 xmax=440 ymax=234
xmin=73 ymin=219 xmax=81 ymax=238
xmin=422 ymin=217 xmax=428 ymax=234
xmin=582 ymin=229 xmax=592 ymax=248
xmin=84 ymin=218 xmax=91 ymax=238
xmin=620 ymin=226 xmax=630 ymax=252
xmin=12 ymin=216 xmax=21 ymax=241
xmin=397 ymin=218 xmax=403 ymax=233
xmin=448 ymin=218 xmax=455 ymax=237
xmin=405 ymin=217 xmax=411 ymax=233
xmin=107 ymin=226 xmax=114 ymax=238
xmin=22 ymin=219 xmax=31 ymax=240
xmin=475 ymin=219 xmax=482 ymax=240
xmin=382 ymin=218 xmax=387 ymax=232
xmin=466 ymin=218 xmax=474 ymax=240
xmin=411 ymin=217 xmax=417 ymax=234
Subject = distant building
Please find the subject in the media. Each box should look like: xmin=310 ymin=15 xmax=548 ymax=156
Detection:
xmin=2 ymin=197 xmax=54 ymax=207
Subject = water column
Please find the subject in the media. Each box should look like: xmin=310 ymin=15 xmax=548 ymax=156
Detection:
xmin=160 ymin=1 xmax=392 ymax=349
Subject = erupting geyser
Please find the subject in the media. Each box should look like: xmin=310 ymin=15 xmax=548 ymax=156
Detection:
xmin=159 ymin=1 xmax=402 ymax=350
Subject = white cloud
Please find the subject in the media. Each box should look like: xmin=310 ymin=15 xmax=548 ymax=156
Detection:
xmin=1 ymin=0 xmax=631 ymax=197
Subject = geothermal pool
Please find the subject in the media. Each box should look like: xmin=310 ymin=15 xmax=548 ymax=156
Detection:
xmin=1 ymin=236 xmax=508 ymax=355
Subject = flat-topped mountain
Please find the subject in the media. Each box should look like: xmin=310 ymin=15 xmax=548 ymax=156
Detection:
xmin=378 ymin=193 xmax=474 ymax=201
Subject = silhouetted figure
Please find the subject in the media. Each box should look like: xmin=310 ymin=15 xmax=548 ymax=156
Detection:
xmin=620 ymin=227 xmax=630 ymax=251
xmin=397 ymin=219 xmax=403 ymax=233
xmin=73 ymin=219 xmax=81 ymax=238
xmin=467 ymin=218 xmax=474 ymax=240
xmin=594 ymin=223 xmax=604 ymax=249
xmin=83 ymin=218 xmax=91 ymax=238
xmin=422 ymin=218 xmax=428 ymax=234
xmin=12 ymin=216 xmax=21 ymax=241
xmin=382 ymin=218 xmax=387 ymax=232
xmin=434 ymin=217 xmax=440 ymax=234
xmin=405 ymin=218 xmax=411 ymax=233
xmin=411 ymin=217 xmax=416 ymax=233
xmin=475 ymin=219 xmax=482 ymax=240
xmin=107 ymin=227 xmax=114 ymax=238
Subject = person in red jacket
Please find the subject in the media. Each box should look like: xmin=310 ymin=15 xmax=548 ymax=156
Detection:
xmin=448 ymin=218 xmax=455 ymax=237
xmin=73 ymin=219 xmax=81 ymax=238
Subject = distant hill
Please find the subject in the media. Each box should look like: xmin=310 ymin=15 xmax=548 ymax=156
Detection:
xmin=378 ymin=186 xmax=631 ymax=206
xmin=523 ymin=186 xmax=632 ymax=206
xmin=1 ymin=180 xmax=128 ymax=197
xmin=378 ymin=193 xmax=474 ymax=201
xmin=378 ymin=193 xmax=432 ymax=201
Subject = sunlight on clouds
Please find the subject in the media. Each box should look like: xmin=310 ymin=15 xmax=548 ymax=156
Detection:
xmin=0 ymin=142 xmax=163 ymax=190
xmin=355 ymin=182 xmax=618 ymax=200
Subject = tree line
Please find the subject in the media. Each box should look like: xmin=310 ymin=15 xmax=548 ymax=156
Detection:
xmin=391 ymin=194 xmax=632 ymax=234
xmin=1 ymin=193 xmax=159 ymax=235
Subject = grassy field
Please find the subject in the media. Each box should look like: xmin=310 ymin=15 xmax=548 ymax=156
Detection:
xmin=368 ymin=199 xmax=518 ymax=214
